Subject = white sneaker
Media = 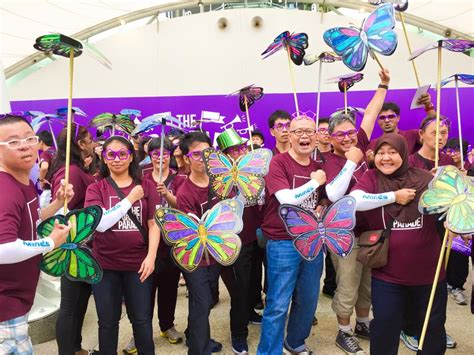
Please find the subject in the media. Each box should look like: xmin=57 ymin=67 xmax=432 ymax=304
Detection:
xmin=451 ymin=288 xmax=467 ymax=305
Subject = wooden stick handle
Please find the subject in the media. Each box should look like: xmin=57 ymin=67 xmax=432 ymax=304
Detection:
xmin=399 ymin=12 xmax=421 ymax=87
xmin=63 ymin=50 xmax=75 ymax=212
xmin=371 ymin=50 xmax=384 ymax=71
xmin=434 ymin=43 xmax=442 ymax=169
xmin=244 ymin=96 xmax=254 ymax=151
xmin=287 ymin=49 xmax=300 ymax=115
xmin=344 ymin=83 xmax=348 ymax=114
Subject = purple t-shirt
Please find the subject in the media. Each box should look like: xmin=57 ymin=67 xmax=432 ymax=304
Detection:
xmin=0 ymin=172 xmax=41 ymax=321
xmin=84 ymin=178 xmax=160 ymax=271
xmin=39 ymin=148 xmax=55 ymax=166
xmin=352 ymin=169 xmax=444 ymax=286
xmin=262 ymin=152 xmax=324 ymax=240
xmin=408 ymin=152 xmax=454 ymax=170
xmin=176 ymin=178 xmax=219 ymax=266
xmin=368 ymin=129 xmax=420 ymax=155
xmin=52 ymin=164 xmax=96 ymax=210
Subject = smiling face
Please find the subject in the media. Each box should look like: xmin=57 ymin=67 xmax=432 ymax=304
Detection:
xmin=374 ymin=143 xmax=403 ymax=175
xmin=102 ymin=140 xmax=133 ymax=176
xmin=330 ymin=121 xmax=358 ymax=155
xmin=289 ymin=118 xmax=317 ymax=156
xmin=0 ymin=121 xmax=39 ymax=173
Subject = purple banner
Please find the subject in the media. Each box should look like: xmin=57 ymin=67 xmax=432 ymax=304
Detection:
xmin=11 ymin=87 xmax=474 ymax=148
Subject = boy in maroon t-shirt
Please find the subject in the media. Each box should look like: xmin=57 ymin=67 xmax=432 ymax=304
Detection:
xmin=268 ymin=110 xmax=291 ymax=155
xmin=174 ymin=132 xmax=223 ymax=354
xmin=0 ymin=115 xmax=72 ymax=354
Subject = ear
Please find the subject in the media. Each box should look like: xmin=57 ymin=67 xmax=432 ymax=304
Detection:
xmin=270 ymin=129 xmax=276 ymax=138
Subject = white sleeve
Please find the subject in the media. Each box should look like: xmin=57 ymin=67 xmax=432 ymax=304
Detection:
xmin=349 ymin=189 xmax=396 ymax=211
xmin=326 ymin=160 xmax=357 ymax=202
xmin=275 ymin=179 xmax=320 ymax=205
xmin=96 ymin=199 xmax=133 ymax=232
xmin=0 ymin=238 xmax=54 ymax=264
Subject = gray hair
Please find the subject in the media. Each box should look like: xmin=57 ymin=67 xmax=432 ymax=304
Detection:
xmin=328 ymin=113 xmax=356 ymax=134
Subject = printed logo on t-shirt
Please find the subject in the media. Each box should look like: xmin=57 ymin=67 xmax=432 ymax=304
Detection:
xmin=200 ymin=196 xmax=219 ymax=216
xmin=293 ymin=175 xmax=319 ymax=210
xmin=109 ymin=196 xmax=143 ymax=232
xmin=391 ymin=215 xmax=424 ymax=230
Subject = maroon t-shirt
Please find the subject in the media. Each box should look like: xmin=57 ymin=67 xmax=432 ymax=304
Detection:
xmin=240 ymin=204 xmax=262 ymax=245
xmin=353 ymin=169 xmax=444 ymax=286
xmin=141 ymin=163 xmax=154 ymax=177
xmin=0 ymin=172 xmax=41 ymax=322
xmin=84 ymin=178 xmax=160 ymax=271
xmin=176 ymin=178 xmax=219 ymax=266
xmin=52 ymin=164 xmax=96 ymax=210
xmin=368 ymin=129 xmax=420 ymax=155
xmin=262 ymin=152 xmax=324 ymax=240
xmin=39 ymin=148 xmax=55 ymax=166
xmin=408 ymin=152 xmax=454 ymax=170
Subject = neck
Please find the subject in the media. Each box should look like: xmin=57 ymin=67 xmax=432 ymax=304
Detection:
xmin=418 ymin=145 xmax=436 ymax=160
xmin=153 ymin=166 xmax=169 ymax=183
xmin=176 ymin=156 xmax=185 ymax=168
xmin=110 ymin=171 xmax=132 ymax=187
xmin=384 ymin=127 xmax=399 ymax=135
xmin=318 ymin=143 xmax=332 ymax=153
xmin=288 ymin=149 xmax=310 ymax=165
xmin=190 ymin=171 xmax=209 ymax=187
xmin=0 ymin=166 xmax=30 ymax=185
xmin=276 ymin=141 xmax=290 ymax=153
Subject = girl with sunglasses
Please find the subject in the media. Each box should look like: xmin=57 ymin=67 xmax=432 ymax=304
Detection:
xmin=84 ymin=136 xmax=160 ymax=355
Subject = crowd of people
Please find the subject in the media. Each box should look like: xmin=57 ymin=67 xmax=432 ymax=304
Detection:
xmin=0 ymin=68 xmax=473 ymax=355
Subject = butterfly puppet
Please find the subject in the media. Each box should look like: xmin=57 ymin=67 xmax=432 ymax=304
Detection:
xmin=155 ymin=199 xmax=244 ymax=272
xmin=327 ymin=73 xmax=364 ymax=92
xmin=38 ymin=206 xmax=103 ymax=283
xmin=89 ymin=113 xmax=136 ymax=136
xmin=369 ymin=0 xmax=409 ymax=12
xmin=419 ymin=165 xmax=474 ymax=235
xmin=279 ymin=196 xmax=356 ymax=261
xmin=261 ymin=31 xmax=309 ymax=65
xmin=303 ymin=51 xmax=341 ymax=65
xmin=131 ymin=114 xmax=183 ymax=136
xmin=228 ymin=84 xmax=264 ymax=112
xmin=203 ymin=147 xmax=272 ymax=205
xmin=323 ymin=3 xmax=398 ymax=72
xmin=409 ymin=39 xmax=474 ymax=61
xmin=440 ymin=74 xmax=474 ymax=88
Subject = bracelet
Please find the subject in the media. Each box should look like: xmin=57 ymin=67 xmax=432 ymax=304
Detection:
xmin=424 ymin=104 xmax=435 ymax=112
xmin=378 ymin=84 xmax=389 ymax=90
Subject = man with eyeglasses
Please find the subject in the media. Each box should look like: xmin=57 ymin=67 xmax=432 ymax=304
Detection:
xmin=268 ymin=110 xmax=291 ymax=155
xmin=0 ymin=114 xmax=73 ymax=355
xmin=258 ymin=116 xmax=326 ymax=355
xmin=365 ymin=95 xmax=435 ymax=163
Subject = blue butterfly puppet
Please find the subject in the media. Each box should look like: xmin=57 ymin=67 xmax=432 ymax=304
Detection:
xmin=323 ymin=3 xmax=398 ymax=72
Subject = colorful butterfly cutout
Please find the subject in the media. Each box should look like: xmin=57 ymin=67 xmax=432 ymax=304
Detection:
xmin=323 ymin=3 xmax=398 ymax=72
xmin=261 ymin=31 xmax=309 ymax=65
xmin=120 ymin=109 xmax=142 ymax=118
xmin=131 ymin=114 xmax=183 ymax=136
xmin=327 ymin=73 xmax=364 ymax=92
xmin=419 ymin=165 xmax=474 ymax=234
xmin=37 ymin=205 xmax=103 ymax=283
xmin=304 ymin=51 xmax=341 ymax=65
xmin=89 ymin=113 xmax=136 ymax=135
xmin=57 ymin=107 xmax=87 ymax=117
xmin=154 ymin=199 xmax=244 ymax=272
xmin=228 ymin=84 xmax=264 ymax=112
xmin=30 ymin=113 xmax=64 ymax=132
xmin=34 ymin=34 xmax=83 ymax=58
xmin=279 ymin=196 xmax=356 ymax=261
xmin=409 ymin=39 xmax=474 ymax=61
xmin=202 ymin=147 xmax=272 ymax=205
xmin=440 ymin=74 xmax=474 ymax=88
xmin=369 ymin=0 xmax=409 ymax=12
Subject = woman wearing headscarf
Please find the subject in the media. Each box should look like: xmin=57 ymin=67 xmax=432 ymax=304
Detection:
xmin=349 ymin=133 xmax=447 ymax=355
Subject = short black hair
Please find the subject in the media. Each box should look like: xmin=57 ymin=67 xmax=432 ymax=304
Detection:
xmin=0 ymin=114 xmax=33 ymax=129
xmin=180 ymin=131 xmax=211 ymax=155
xmin=100 ymin=136 xmax=141 ymax=184
xmin=268 ymin=110 xmax=291 ymax=128
xmin=446 ymin=137 xmax=469 ymax=156
xmin=167 ymin=128 xmax=185 ymax=138
xmin=147 ymin=137 xmax=175 ymax=154
xmin=380 ymin=102 xmax=400 ymax=115
xmin=318 ymin=117 xmax=330 ymax=125
xmin=37 ymin=130 xmax=54 ymax=147
xmin=251 ymin=129 xmax=265 ymax=143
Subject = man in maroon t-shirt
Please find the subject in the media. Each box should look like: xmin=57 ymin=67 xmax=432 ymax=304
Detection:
xmin=258 ymin=116 xmax=327 ymax=355
xmin=0 ymin=115 xmax=72 ymax=354
xmin=268 ymin=110 xmax=291 ymax=155
xmin=37 ymin=130 xmax=55 ymax=189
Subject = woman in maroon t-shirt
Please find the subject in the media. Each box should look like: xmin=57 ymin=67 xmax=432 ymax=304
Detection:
xmin=47 ymin=123 xmax=97 ymax=355
xmin=350 ymin=134 xmax=447 ymax=355
xmin=85 ymin=136 xmax=160 ymax=355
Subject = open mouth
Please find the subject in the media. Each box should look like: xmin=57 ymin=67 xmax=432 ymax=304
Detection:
xmin=21 ymin=154 xmax=33 ymax=161
xmin=299 ymin=141 xmax=311 ymax=148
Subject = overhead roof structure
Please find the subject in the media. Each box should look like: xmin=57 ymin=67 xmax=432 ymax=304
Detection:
xmin=1 ymin=0 xmax=473 ymax=78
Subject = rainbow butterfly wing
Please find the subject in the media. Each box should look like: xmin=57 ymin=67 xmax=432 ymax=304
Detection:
xmin=279 ymin=204 xmax=324 ymax=260
xmin=37 ymin=206 xmax=103 ymax=283
xmin=261 ymin=31 xmax=290 ymax=59
xmin=321 ymin=196 xmax=356 ymax=257
xmin=262 ymin=31 xmax=308 ymax=65
xmin=239 ymin=85 xmax=264 ymax=111
xmin=203 ymin=199 xmax=244 ymax=266
xmin=324 ymin=27 xmax=368 ymax=72
xmin=363 ymin=3 xmax=398 ymax=56
xmin=337 ymin=73 xmax=364 ymax=92
xmin=203 ymin=148 xmax=235 ymax=200
xmin=419 ymin=166 xmax=474 ymax=234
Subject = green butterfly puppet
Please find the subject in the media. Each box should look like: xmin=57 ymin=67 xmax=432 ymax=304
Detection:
xmin=419 ymin=165 xmax=474 ymax=234
xmin=37 ymin=205 xmax=103 ymax=284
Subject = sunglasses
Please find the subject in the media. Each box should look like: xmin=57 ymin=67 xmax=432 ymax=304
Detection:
xmin=227 ymin=144 xmax=248 ymax=155
xmin=150 ymin=149 xmax=171 ymax=159
xmin=0 ymin=135 xmax=39 ymax=149
xmin=103 ymin=149 xmax=131 ymax=161
xmin=186 ymin=150 xmax=204 ymax=161
xmin=378 ymin=114 xmax=398 ymax=121
xmin=331 ymin=129 xmax=358 ymax=142
xmin=272 ymin=122 xmax=290 ymax=132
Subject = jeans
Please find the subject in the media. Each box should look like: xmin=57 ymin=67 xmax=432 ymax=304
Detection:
xmin=446 ymin=251 xmax=469 ymax=289
xmin=92 ymin=270 xmax=154 ymax=355
xmin=152 ymin=252 xmax=181 ymax=332
xmin=257 ymin=240 xmax=324 ymax=355
xmin=184 ymin=264 xmax=221 ymax=355
xmin=0 ymin=314 xmax=32 ymax=355
xmin=371 ymin=277 xmax=447 ymax=355
xmin=56 ymin=277 xmax=91 ymax=355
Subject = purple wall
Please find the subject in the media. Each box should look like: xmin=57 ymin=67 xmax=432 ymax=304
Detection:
xmin=11 ymin=87 xmax=474 ymax=148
